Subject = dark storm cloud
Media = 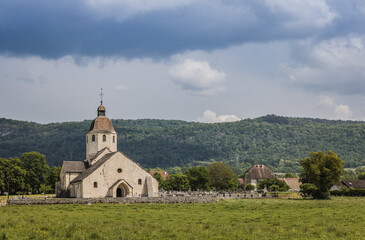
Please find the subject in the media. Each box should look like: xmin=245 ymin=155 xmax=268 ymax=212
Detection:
xmin=1 ymin=0 xmax=359 ymax=59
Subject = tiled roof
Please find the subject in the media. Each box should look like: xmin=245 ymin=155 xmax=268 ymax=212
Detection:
xmin=89 ymin=116 xmax=115 ymax=131
xmin=70 ymin=152 xmax=117 ymax=183
xmin=62 ymin=161 xmax=85 ymax=173
xmin=245 ymin=165 xmax=275 ymax=179
xmin=342 ymin=180 xmax=365 ymax=189
xmin=278 ymin=178 xmax=301 ymax=191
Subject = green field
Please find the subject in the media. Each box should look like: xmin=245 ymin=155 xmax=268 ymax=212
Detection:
xmin=1 ymin=198 xmax=364 ymax=240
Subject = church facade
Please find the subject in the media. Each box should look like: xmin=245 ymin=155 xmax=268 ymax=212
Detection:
xmin=56 ymin=103 xmax=159 ymax=198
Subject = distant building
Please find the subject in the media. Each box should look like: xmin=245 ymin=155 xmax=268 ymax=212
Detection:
xmin=56 ymin=101 xmax=159 ymax=198
xmin=278 ymin=178 xmax=301 ymax=192
xmin=330 ymin=180 xmax=365 ymax=191
xmin=244 ymin=164 xmax=275 ymax=188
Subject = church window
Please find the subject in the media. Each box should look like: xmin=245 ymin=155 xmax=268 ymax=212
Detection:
xmin=94 ymin=182 xmax=98 ymax=188
xmin=86 ymin=137 xmax=88 ymax=143
xmin=103 ymin=135 xmax=106 ymax=142
xmin=117 ymin=168 xmax=122 ymax=173
xmin=92 ymin=135 xmax=95 ymax=142
xmin=113 ymin=136 xmax=115 ymax=143
xmin=138 ymin=179 xmax=142 ymax=185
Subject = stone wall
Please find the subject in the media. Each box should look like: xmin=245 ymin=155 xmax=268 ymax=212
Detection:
xmin=7 ymin=196 xmax=219 ymax=205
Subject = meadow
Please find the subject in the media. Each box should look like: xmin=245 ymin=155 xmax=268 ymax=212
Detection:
xmin=0 ymin=197 xmax=364 ymax=240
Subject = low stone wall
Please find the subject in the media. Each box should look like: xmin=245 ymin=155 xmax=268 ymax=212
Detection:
xmin=7 ymin=196 xmax=219 ymax=205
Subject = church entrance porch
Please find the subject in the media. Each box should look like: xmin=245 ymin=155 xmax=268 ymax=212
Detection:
xmin=116 ymin=183 xmax=129 ymax=197
xmin=109 ymin=179 xmax=133 ymax=197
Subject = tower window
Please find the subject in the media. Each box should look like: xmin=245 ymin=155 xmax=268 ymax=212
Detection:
xmin=138 ymin=179 xmax=142 ymax=185
xmin=113 ymin=136 xmax=115 ymax=143
xmin=103 ymin=135 xmax=106 ymax=142
xmin=94 ymin=182 xmax=98 ymax=188
xmin=117 ymin=168 xmax=122 ymax=173
xmin=92 ymin=135 xmax=95 ymax=142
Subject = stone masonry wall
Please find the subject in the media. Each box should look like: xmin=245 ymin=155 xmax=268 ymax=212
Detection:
xmin=7 ymin=196 xmax=218 ymax=205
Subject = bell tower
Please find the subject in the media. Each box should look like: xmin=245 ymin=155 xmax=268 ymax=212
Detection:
xmin=86 ymin=90 xmax=117 ymax=164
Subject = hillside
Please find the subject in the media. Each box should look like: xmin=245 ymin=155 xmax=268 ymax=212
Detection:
xmin=0 ymin=115 xmax=365 ymax=173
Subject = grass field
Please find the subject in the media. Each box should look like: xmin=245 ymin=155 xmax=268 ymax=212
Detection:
xmin=1 ymin=197 xmax=364 ymax=240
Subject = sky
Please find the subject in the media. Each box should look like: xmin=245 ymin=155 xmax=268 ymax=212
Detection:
xmin=1 ymin=0 xmax=365 ymax=123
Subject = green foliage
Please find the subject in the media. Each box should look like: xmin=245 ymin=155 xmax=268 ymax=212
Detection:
xmin=184 ymin=166 xmax=210 ymax=191
xmin=358 ymin=173 xmax=365 ymax=180
xmin=284 ymin=172 xmax=298 ymax=178
xmin=300 ymin=150 xmax=344 ymax=199
xmin=342 ymin=170 xmax=358 ymax=180
xmin=21 ymin=152 xmax=50 ymax=193
xmin=164 ymin=174 xmax=190 ymax=191
xmin=0 ymin=157 xmax=26 ymax=194
xmin=207 ymin=162 xmax=238 ymax=190
xmin=152 ymin=172 xmax=165 ymax=190
xmin=300 ymin=183 xmax=318 ymax=197
xmin=1 ymin=116 xmax=365 ymax=172
xmin=258 ymin=178 xmax=289 ymax=192
xmin=48 ymin=166 xmax=61 ymax=191
xmin=245 ymin=183 xmax=255 ymax=191
xmin=331 ymin=188 xmax=365 ymax=196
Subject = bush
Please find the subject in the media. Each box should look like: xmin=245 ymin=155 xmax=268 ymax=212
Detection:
xmin=245 ymin=184 xmax=255 ymax=191
xmin=330 ymin=188 xmax=365 ymax=196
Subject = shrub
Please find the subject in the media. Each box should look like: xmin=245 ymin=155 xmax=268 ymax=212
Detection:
xmin=245 ymin=184 xmax=255 ymax=191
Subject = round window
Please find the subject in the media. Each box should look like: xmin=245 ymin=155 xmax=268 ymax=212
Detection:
xmin=117 ymin=168 xmax=122 ymax=173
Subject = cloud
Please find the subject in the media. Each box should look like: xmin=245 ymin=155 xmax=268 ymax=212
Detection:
xmin=168 ymin=58 xmax=226 ymax=95
xmin=279 ymin=36 xmax=365 ymax=95
xmin=0 ymin=0 xmax=348 ymax=59
xmin=317 ymin=96 xmax=353 ymax=120
xmin=197 ymin=110 xmax=240 ymax=123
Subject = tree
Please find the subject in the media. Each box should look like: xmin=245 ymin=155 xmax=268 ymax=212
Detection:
xmin=258 ymin=178 xmax=289 ymax=192
xmin=300 ymin=150 xmax=344 ymax=199
xmin=164 ymin=174 xmax=190 ymax=191
xmin=358 ymin=173 xmax=365 ymax=180
xmin=207 ymin=162 xmax=238 ymax=190
xmin=0 ymin=157 xmax=26 ymax=194
xmin=20 ymin=152 xmax=50 ymax=193
xmin=185 ymin=166 xmax=210 ymax=191
xmin=152 ymin=172 xmax=165 ymax=190
xmin=47 ymin=166 xmax=61 ymax=191
xmin=245 ymin=183 xmax=255 ymax=191
xmin=284 ymin=172 xmax=298 ymax=178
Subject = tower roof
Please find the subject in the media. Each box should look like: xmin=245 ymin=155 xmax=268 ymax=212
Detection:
xmin=89 ymin=116 xmax=115 ymax=131
xmin=89 ymin=103 xmax=115 ymax=132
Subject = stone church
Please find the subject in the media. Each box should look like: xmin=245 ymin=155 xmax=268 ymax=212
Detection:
xmin=56 ymin=102 xmax=159 ymax=198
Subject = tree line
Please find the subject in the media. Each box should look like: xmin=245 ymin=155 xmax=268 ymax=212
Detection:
xmin=1 ymin=115 xmax=365 ymax=174
xmin=0 ymin=152 xmax=60 ymax=195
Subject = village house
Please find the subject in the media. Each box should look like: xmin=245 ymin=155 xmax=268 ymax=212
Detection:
xmin=243 ymin=164 xmax=275 ymax=188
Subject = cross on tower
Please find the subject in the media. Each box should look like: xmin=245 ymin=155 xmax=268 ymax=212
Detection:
xmin=100 ymin=88 xmax=104 ymax=104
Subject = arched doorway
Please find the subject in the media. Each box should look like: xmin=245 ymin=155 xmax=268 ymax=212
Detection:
xmin=116 ymin=183 xmax=129 ymax=197
xmin=117 ymin=188 xmax=123 ymax=197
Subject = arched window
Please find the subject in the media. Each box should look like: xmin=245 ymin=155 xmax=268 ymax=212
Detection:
xmin=138 ymin=179 xmax=142 ymax=185
xmin=113 ymin=136 xmax=115 ymax=143
xmin=103 ymin=135 xmax=106 ymax=142
xmin=92 ymin=135 xmax=95 ymax=142
xmin=86 ymin=136 xmax=88 ymax=143
xmin=94 ymin=182 xmax=98 ymax=188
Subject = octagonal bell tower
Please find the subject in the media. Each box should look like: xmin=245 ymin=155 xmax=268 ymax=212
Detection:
xmin=86 ymin=100 xmax=117 ymax=164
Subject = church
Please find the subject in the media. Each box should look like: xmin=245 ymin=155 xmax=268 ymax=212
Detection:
xmin=56 ymin=100 xmax=159 ymax=198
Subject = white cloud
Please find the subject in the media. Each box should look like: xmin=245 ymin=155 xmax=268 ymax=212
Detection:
xmin=317 ymin=96 xmax=353 ymax=120
xmin=264 ymin=0 xmax=337 ymax=29
xmin=279 ymin=36 xmax=365 ymax=95
xmin=334 ymin=104 xmax=352 ymax=120
xmin=197 ymin=110 xmax=240 ymax=123
xmin=168 ymin=58 xmax=226 ymax=95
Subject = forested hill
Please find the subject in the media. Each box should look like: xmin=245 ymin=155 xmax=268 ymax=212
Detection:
xmin=1 ymin=115 xmax=365 ymax=173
